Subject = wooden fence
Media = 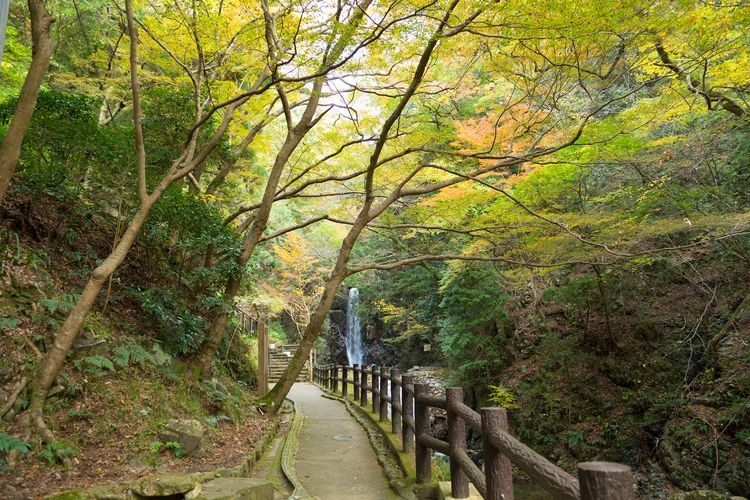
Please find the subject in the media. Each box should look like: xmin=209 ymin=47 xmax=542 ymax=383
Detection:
xmin=312 ymin=363 xmax=635 ymax=500
xmin=234 ymin=306 xmax=259 ymax=334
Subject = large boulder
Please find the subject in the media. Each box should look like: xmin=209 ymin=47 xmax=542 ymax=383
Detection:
xmin=157 ymin=419 xmax=204 ymax=456
xmin=131 ymin=473 xmax=198 ymax=497
xmin=187 ymin=478 xmax=273 ymax=500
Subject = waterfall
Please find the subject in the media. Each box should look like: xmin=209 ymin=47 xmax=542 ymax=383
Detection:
xmin=345 ymin=287 xmax=364 ymax=366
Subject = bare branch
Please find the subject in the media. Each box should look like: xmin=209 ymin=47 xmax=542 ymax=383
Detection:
xmin=655 ymin=39 xmax=747 ymax=118
xmin=125 ymin=0 xmax=148 ymax=204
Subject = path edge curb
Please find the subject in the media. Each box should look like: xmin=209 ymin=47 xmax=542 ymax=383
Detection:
xmin=279 ymin=397 xmax=315 ymax=500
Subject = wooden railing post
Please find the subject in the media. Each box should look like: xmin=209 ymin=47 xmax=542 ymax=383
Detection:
xmin=446 ymin=387 xmax=469 ymax=498
xmin=353 ymin=364 xmax=360 ymax=401
xmin=390 ymin=368 xmax=401 ymax=435
xmin=361 ymin=366 xmax=369 ymax=407
xmin=577 ymin=462 xmax=635 ymax=500
xmin=379 ymin=366 xmax=388 ymax=422
xmin=401 ymin=374 xmax=414 ymax=453
xmin=414 ymin=383 xmax=431 ymax=484
xmin=333 ymin=364 xmax=339 ymax=393
xmin=342 ymin=364 xmax=348 ymax=397
xmin=372 ymin=366 xmax=380 ymax=414
xmin=481 ymin=407 xmax=514 ymax=500
xmin=327 ymin=365 xmax=333 ymax=390
xmin=257 ymin=322 xmax=268 ymax=396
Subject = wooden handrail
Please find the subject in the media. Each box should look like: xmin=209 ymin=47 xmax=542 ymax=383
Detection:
xmin=417 ymin=432 xmax=449 ymax=454
xmin=311 ymin=364 xmax=634 ymax=500
xmin=415 ymin=393 xmax=448 ymax=410
xmin=454 ymin=447 xmax=486 ymax=497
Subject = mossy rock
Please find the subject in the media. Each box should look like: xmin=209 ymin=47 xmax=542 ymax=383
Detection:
xmin=131 ymin=473 xmax=198 ymax=497
xmin=157 ymin=419 xmax=204 ymax=456
xmin=88 ymin=485 xmax=130 ymax=500
xmin=669 ymin=491 xmax=744 ymax=500
xmin=45 ymin=492 xmax=93 ymax=500
xmin=187 ymin=478 xmax=273 ymax=500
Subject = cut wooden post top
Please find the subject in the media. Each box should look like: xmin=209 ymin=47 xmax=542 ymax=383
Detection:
xmin=577 ymin=462 xmax=632 ymax=473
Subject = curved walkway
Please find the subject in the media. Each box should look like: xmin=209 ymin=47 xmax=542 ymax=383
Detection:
xmin=288 ymin=383 xmax=398 ymax=500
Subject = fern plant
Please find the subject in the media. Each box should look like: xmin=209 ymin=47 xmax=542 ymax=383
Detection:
xmin=113 ymin=341 xmax=155 ymax=369
xmin=38 ymin=442 xmax=77 ymax=464
xmin=73 ymin=355 xmax=114 ymax=376
xmin=0 ymin=432 xmax=30 ymax=454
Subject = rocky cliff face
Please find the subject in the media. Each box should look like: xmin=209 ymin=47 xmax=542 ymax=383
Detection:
xmin=658 ymin=294 xmax=750 ymax=496
xmin=324 ymin=288 xmax=400 ymax=366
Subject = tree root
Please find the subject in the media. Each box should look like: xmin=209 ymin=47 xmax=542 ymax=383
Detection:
xmin=4 ymin=390 xmax=73 ymax=469
xmin=0 ymin=376 xmax=28 ymax=420
xmin=24 ymin=337 xmax=42 ymax=359
xmin=6 ymin=413 xmax=31 ymax=468
xmin=30 ymin=405 xmax=73 ymax=469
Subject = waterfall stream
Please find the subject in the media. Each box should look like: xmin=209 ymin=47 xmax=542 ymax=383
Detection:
xmin=345 ymin=287 xmax=364 ymax=366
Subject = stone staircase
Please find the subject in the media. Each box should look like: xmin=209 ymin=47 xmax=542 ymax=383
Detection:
xmin=269 ymin=345 xmax=309 ymax=383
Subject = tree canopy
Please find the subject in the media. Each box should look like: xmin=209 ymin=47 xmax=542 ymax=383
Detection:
xmin=0 ymin=0 xmax=748 ymax=493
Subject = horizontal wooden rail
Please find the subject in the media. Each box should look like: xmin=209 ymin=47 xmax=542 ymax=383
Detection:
xmin=454 ymin=447 xmax=486 ymax=497
xmin=417 ymin=432 xmax=449 ymax=455
xmin=415 ymin=393 xmax=447 ymax=410
xmin=312 ymin=363 xmax=635 ymax=500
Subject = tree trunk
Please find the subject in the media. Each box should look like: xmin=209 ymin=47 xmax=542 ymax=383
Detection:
xmin=0 ymin=0 xmax=54 ymax=202
xmin=260 ymin=0 xmax=459 ymax=410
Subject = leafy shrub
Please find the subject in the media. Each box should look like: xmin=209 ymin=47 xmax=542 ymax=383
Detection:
xmin=0 ymin=89 xmax=134 ymax=199
xmin=205 ymin=415 xmax=231 ymax=428
xmin=438 ymin=263 xmax=513 ymax=390
xmin=150 ymin=440 xmax=185 ymax=458
xmin=133 ymin=287 xmax=206 ymax=356
xmin=202 ymin=379 xmax=241 ymax=420
xmin=67 ymin=408 xmax=92 ymax=420
xmin=487 ymin=385 xmax=518 ymax=408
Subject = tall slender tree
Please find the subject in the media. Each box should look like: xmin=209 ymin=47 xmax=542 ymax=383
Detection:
xmin=0 ymin=0 xmax=54 ymax=202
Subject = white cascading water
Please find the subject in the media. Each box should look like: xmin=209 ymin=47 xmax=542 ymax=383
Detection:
xmin=345 ymin=287 xmax=364 ymax=366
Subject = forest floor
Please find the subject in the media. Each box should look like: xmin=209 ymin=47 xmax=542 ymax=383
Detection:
xmin=0 ymin=415 xmax=275 ymax=499
xmin=0 ymin=391 xmax=278 ymax=499
xmin=0 ymin=195 xmax=285 ymax=499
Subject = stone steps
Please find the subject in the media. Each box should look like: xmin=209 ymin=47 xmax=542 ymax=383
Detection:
xmin=268 ymin=348 xmax=309 ymax=383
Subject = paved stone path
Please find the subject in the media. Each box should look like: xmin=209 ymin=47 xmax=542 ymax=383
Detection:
xmin=288 ymin=383 xmax=398 ymax=500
